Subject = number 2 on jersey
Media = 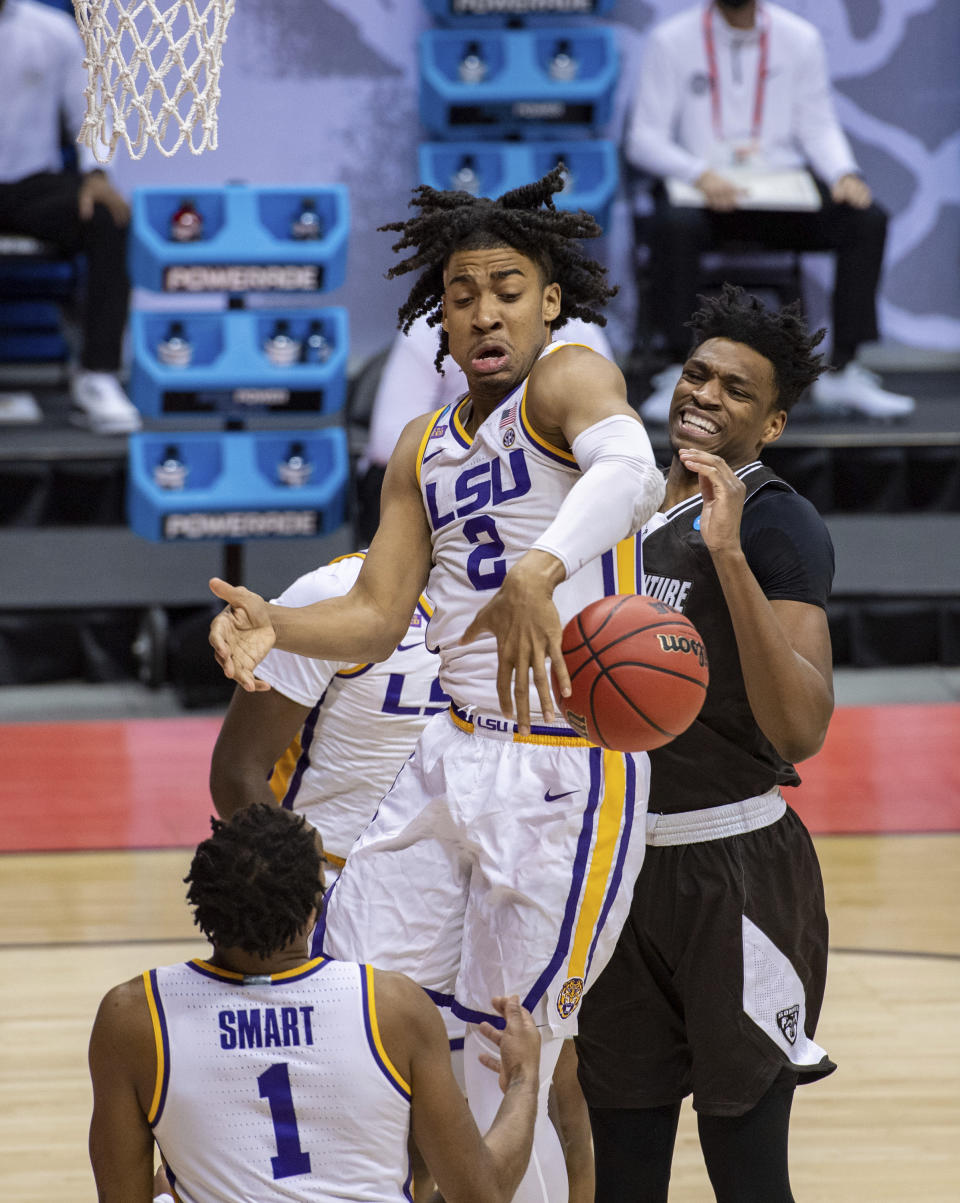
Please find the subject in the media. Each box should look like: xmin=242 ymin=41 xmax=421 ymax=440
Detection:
xmin=258 ymin=1061 xmax=311 ymax=1179
xmin=465 ymin=515 xmax=506 ymax=590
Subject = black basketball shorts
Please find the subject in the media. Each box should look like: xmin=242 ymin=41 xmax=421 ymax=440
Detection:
xmin=576 ymin=804 xmax=836 ymax=1117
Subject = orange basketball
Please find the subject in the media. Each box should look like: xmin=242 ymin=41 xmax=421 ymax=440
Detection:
xmin=551 ymin=595 xmax=709 ymax=752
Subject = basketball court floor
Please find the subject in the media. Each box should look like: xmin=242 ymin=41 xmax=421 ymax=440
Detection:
xmin=1 ymin=666 xmax=958 ymax=1201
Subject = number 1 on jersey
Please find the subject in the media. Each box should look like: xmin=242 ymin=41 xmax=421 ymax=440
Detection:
xmin=258 ymin=1061 xmax=311 ymax=1179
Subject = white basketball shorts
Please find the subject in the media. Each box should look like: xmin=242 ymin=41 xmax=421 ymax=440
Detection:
xmin=312 ymin=856 xmax=466 ymax=1071
xmin=317 ymin=705 xmax=649 ymax=1037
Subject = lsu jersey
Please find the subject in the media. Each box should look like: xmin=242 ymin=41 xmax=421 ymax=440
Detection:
xmin=146 ymin=957 xmax=412 ymax=1203
xmin=254 ymin=553 xmax=450 ymax=864
xmin=416 ymin=342 xmax=645 ymax=719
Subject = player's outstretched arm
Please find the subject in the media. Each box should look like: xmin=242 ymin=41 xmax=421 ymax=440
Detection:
xmin=88 ymin=979 xmax=158 ymax=1203
xmin=209 ymin=416 xmax=435 ymax=689
xmin=463 ymin=346 xmax=665 ymax=731
xmin=377 ymin=975 xmax=539 ymax=1203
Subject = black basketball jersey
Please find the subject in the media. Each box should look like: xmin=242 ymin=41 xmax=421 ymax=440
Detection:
xmin=642 ymin=461 xmax=832 ymax=814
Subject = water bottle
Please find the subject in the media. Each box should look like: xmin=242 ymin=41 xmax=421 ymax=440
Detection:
xmin=170 ymin=199 xmax=203 ymax=242
xmin=153 ymin=444 xmax=188 ymax=490
xmin=451 ymin=155 xmax=481 ymax=196
xmin=277 ymin=440 xmax=313 ymax=487
xmin=264 ymin=319 xmax=301 ymax=367
xmin=157 ymin=320 xmax=193 ymax=367
xmin=458 ymin=41 xmax=487 ymax=85
xmin=548 ymin=39 xmax=579 ymax=83
xmin=301 ymin=319 xmax=332 ymax=364
xmin=291 ymin=198 xmax=322 ymax=241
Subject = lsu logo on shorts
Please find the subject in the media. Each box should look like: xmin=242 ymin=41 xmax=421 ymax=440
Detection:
xmin=557 ymin=976 xmax=584 ymax=1019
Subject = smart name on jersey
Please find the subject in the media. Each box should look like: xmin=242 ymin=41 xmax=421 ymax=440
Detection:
xmin=218 ymin=1004 xmax=316 ymax=1049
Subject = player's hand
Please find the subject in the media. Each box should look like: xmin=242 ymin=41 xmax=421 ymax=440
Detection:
xmin=831 ymin=172 xmax=872 ymax=209
xmin=78 ymin=171 xmax=131 ymax=226
xmin=694 ymin=169 xmax=744 ymax=212
xmin=478 ymin=996 xmax=541 ymax=1096
xmin=208 ymin=577 xmax=275 ymax=692
xmin=459 ymin=550 xmax=569 ymax=734
xmin=677 ymin=448 xmax=746 ymax=554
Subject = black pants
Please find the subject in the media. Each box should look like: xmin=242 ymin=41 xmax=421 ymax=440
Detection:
xmin=0 ymin=171 xmax=129 ymax=371
xmin=588 ymin=1068 xmax=799 ymax=1203
xmin=648 ymin=179 xmax=887 ymax=365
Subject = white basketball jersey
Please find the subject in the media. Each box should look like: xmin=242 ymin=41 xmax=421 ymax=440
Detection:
xmin=416 ymin=342 xmax=643 ymax=719
xmin=146 ymin=957 xmax=412 ymax=1203
xmin=255 ymin=553 xmax=449 ymax=862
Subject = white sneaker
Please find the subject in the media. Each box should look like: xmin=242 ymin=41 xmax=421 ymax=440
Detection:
xmin=0 ymin=391 xmax=42 ymax=424
xmin=638 ymin=363 xmax=682 ymax=423
xmin=810 ymin=362 xmax=915 ymax=420
xmin=70 ymin=371 xmax=142 ymax=434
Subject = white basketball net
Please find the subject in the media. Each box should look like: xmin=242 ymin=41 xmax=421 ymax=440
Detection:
xmin=72 ymin=0 xmax=237 ymax=162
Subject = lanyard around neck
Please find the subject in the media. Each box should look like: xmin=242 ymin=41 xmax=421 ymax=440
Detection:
xmin=703 ymin=2 xmax=770 ymax=143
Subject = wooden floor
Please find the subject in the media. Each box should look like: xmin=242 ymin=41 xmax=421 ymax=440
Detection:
xmin=1 ymin=685 xmax=958 ymax=1201
xmin=1 ymin=836 xmax=957 ymax=1201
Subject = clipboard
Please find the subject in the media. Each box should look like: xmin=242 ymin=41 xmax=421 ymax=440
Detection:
xmin=666 ymin=168 xmax=823 ymax=211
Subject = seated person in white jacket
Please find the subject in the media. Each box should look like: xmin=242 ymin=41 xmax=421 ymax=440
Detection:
xmin=625 ymin=0 xmax=913 ymax=422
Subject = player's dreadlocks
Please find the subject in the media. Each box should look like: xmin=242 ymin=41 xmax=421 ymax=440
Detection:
xmin=185 ymin=805 xmax=322 ymax=959
xmin=686 ymin=283 xmax=826 ymax=412
xmin=383 ymin=166 xmax=617 ymax=371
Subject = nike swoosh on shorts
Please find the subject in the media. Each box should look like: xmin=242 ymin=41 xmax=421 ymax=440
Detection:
xmin=544 ymin=788 xmax=578 ymax=802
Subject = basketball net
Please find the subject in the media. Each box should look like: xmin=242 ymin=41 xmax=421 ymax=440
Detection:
xmin=72 ymin=0 xmax=237 ymax=162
